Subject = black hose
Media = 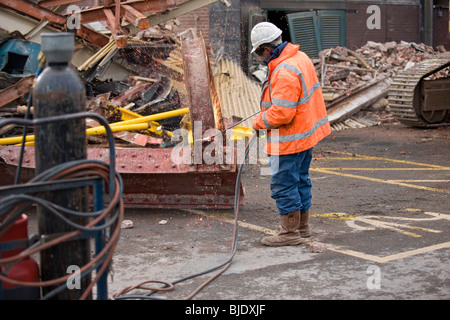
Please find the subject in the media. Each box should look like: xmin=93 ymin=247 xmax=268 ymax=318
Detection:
xmin=0 ymin=113 xmax=123 ymax=300
xmin=113 ymin=134 xmax=258 ymax=300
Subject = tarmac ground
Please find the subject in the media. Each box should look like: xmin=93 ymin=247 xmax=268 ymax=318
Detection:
xmin=21 ymin=123 xmax=450 ymax=307
xmin=106 ymin=123 xmax=450 ymax=302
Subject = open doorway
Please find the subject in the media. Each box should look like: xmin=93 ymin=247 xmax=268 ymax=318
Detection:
xmin=267 ymin=10 xmax=291 ymax=43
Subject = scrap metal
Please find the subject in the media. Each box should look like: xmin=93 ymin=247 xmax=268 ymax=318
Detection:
xmin=0 ymin=0 xmax=109 ymax=47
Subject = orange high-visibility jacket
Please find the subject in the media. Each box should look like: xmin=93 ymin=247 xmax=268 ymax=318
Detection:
xmin=253 ymin=43 xmax=331 ymax=155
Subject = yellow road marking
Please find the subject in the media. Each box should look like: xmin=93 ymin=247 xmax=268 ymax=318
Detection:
xmin=347 ymin=216 xmax=442 ymax=238
xmin=387 ymin=180 xmax=450 ymax=182
xmin=187 ymin=149 xmax=449 ymax=264
xmin=312 ymin=151 xmax=449 ymax=193
xmin=310 ymin=168 xmax=450 ymax=194
xmin=311 ymin=212 xmax=357 ymax=220
xmin=325 ymin=151 xmax=450 ymax=170
xmin=184 ymin=209 xmax=276 ymax=235
xmin=424 ymin=211 xmax=450 ymax=221
xmin=327 ymin=241 xmax=450 ymax=264
xmin=315 ymin=167 xmax=448 ymax=171
xmin=187 ymin=209 xmax=450 ymax=263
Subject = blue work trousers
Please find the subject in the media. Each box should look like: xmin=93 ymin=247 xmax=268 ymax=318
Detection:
xmin=268 ymin=148 xmax=313 ymax=215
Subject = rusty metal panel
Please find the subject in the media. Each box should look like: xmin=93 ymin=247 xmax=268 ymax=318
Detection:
xmin=421 ymin=78 xmax=450 ymax=112
xmin=182 ymin=34 xmax=224 ymax=137
xmin=0 ymin=0 xmax=109 ymax=47
xmin=68 ymin=0 xmax=175 ymax=24
xmin=0 ymin=145 xmax=243 ymax=209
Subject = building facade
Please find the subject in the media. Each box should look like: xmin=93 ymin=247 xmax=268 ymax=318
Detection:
xmin=177 ymin=0 xmax=450 ymax=72
xmin=69 ymin=1 xmax=450 ymax=73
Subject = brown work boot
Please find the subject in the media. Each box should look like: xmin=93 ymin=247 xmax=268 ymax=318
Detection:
xmin=299 ymin=211 xmax=311 ymax=238
xmin=261 ymin=210 xmax=301 ymax=246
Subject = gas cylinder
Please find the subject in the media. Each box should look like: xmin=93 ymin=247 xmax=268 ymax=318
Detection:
xmin=0 ymin=214 xmax=40 ymax=300
xmin=32 ymin=32 xmax=90 ymax=299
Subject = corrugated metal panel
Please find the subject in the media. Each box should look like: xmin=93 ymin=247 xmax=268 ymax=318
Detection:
xmin=213 ymin=58 xmax=261 ymax=129
xmin=287 ymin=12 xmax=321 ymax=58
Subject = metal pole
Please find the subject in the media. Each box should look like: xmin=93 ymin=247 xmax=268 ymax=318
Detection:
xmin=93 ymin=180 xmax=107 ymax=300
xmin=424 ymin=0 xmax=433 ymax=47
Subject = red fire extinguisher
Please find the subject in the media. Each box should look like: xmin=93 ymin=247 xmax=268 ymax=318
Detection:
xmin=0 ymin=214 xmax=40 ymax=300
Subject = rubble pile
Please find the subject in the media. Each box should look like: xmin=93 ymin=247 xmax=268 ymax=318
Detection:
xmin=319 ymin=40 xmax=448 ymax=94
xmin=0 ymin=22 xmax=194 ymax=146
xmin=318 ymin=41 xmax=449 ymax=129
xmin=0 ymin=18 xmax=261 ymax=147
xmin=1 ymin=16 xmax=449 ymax=140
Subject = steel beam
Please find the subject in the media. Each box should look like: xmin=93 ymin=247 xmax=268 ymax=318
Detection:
xmin=122 ymin=4 xmax=149 ymax=29
xmin=0 ymin=76 xmax=35 ymax=109
xmin=147 ymin=0 xmax=224 ymax=27
xmin=102 ymin=7 xmax=127 ymax=47
xmin=37 ymin=0 xmax=83 ymax=8
xmin=0 ymin=0 xmax=109 ymax=47
xmin=182 ymin=34 xmax=224 ymax=137
xmin=0 ymin=0 xmax=66 ymax=24
xmin=64 ymin=0 xmax=175 ymax=24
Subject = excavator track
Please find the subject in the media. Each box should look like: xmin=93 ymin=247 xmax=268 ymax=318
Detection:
xmin=388 ymin=53 xmax=450 ymax=127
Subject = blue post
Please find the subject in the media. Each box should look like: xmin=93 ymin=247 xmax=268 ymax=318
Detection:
xmin=93 ymin=179 xmax=107 ymax=300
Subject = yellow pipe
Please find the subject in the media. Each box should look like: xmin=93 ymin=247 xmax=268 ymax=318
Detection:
xmin=116 ymin=106 xmax=142 ymax=121
xmin=0 ymin=108 xmax=189 ymax=146
xmin=19 ymin=123 xmax=153 ymax=146
xmin=109 ymin=107 xmax=189 ymax=126
xmin=114 ymin=106 xmax=172 ymax=137
xmin=2 ymin=134 xmax=35 ymax=145
xmin=88 ymin=122 xmax=151 ymax=135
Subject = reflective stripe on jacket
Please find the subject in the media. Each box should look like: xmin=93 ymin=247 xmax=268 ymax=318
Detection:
xmin=253 ymin=43 xmax=331 ymax=155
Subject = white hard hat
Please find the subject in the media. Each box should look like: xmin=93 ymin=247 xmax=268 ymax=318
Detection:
xmin=250 ymin=22 xmax=282 ymax=53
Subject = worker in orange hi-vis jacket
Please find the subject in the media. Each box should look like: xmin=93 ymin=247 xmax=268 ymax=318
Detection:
xmin=251 ymin=22 xmax=331 ymax=246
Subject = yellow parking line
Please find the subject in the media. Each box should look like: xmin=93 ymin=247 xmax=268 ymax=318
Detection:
xmin=388 ymin=180 xmax=450 ymax=182
xmin=184 ymin=209 xmax=276 ymax=235
xmin=328 ymin=241 xmax=450 ymax=264
xmin=326 ymin=151 xmax=450 ymax=170
xmin=311 ymin=168 xmax=450 ymax=194
xmin=186 ymin=209 xmax=450 ymax=263
xmin=315 ymin=168 xmax=447 ymax=171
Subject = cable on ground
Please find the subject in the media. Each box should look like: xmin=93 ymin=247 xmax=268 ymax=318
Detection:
xmin=112 ymin=133 xmax=258 ymax=300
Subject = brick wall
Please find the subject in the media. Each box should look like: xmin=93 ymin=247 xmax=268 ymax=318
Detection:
xmin=346 ymin=3 xmax=387 ymax=49
xmin=346 ymin=3 xmax=420 ymax=50
xmin=433 ymin=6 xmax=450 ymax=49
xmin=175 ymin=3 xmax=211 ymax=47
xmin=386 ymin=4 xmax=420 ymax=43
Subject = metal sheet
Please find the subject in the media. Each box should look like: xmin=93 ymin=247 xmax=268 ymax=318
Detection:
xmin=214 ymin=58 xmax=261 ymax=129
xmin=182 ymin=34 xmax=224 ymax=137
